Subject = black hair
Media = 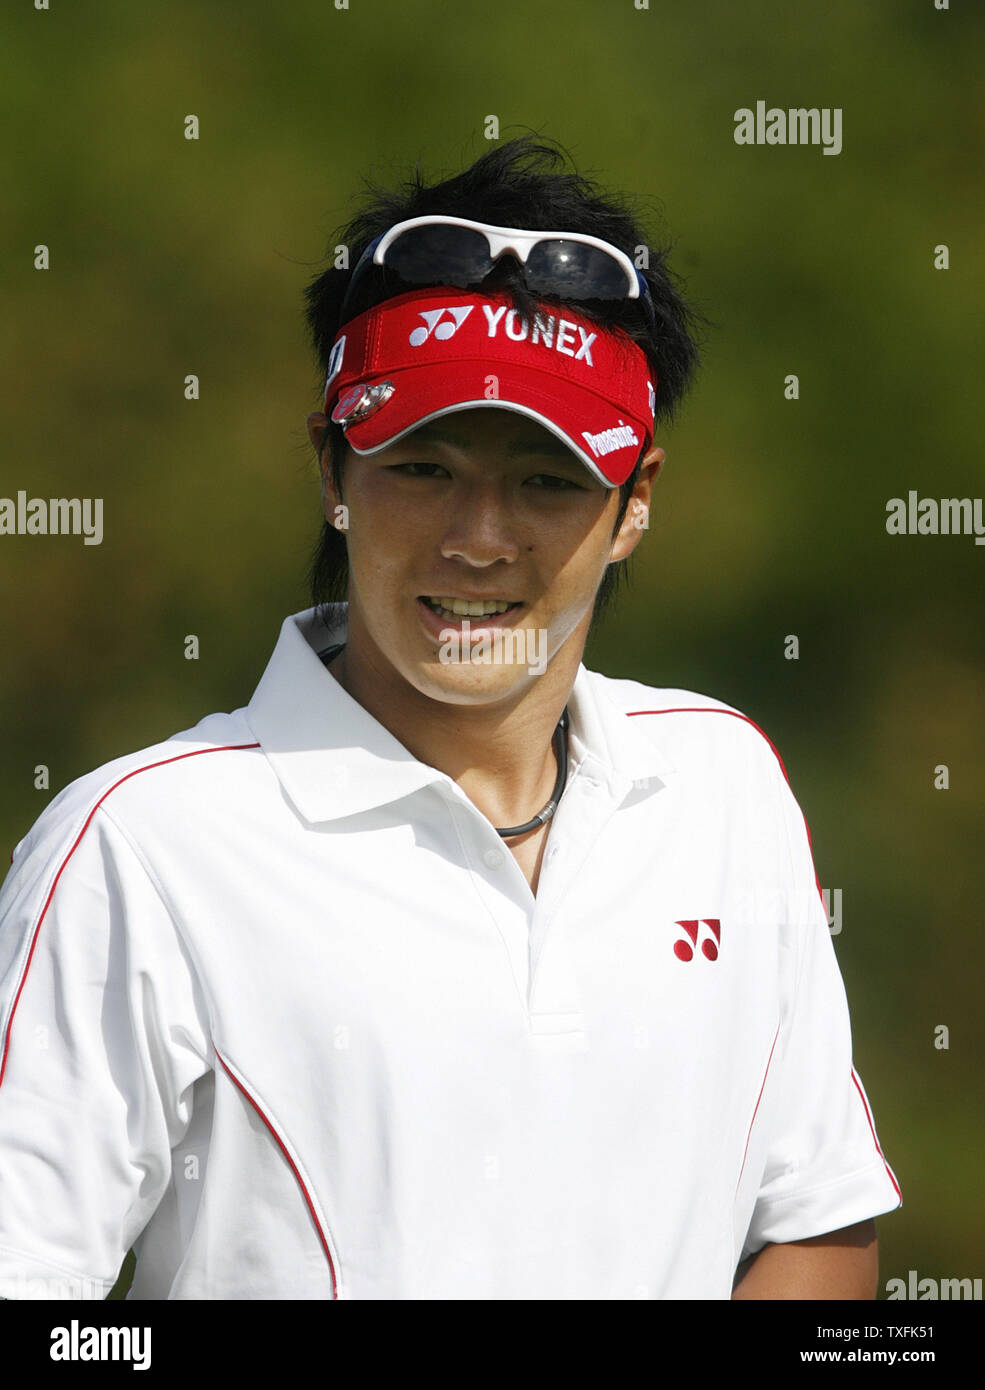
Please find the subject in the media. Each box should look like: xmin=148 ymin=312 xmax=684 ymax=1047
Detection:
xmin=302 ymin=135 xmax=704 ymax=626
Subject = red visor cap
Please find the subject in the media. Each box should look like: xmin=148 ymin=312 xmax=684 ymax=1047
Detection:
xmin=322 ymin=286 xmax=657 ymax=487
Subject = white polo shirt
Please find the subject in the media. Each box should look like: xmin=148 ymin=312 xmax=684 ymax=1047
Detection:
xmin=0 ymin=603 xmax=901 ymax=1301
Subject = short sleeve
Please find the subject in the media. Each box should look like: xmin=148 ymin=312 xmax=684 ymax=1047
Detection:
xmin=0 ymin=799 xmax=210 ymax=1299
xmin=739 ymin=758 xmax=902 ymax=1261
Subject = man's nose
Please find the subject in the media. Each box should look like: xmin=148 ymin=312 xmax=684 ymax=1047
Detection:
xmin=438 ymin=488 xmax=521 ymax=567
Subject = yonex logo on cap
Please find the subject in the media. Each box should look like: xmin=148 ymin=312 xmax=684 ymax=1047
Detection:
xmin=402 ymin=300 xmax=598 ymax=366
xmin=409 ymin=306 xmax=474 ymax=346
xmin=481 ymin=306 xmax=596 ymax=365
xmin=581 ymin=420 xmax=639 ymax=459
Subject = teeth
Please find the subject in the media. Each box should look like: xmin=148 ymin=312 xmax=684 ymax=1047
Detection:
xmin=426 ymin=597 xmax=514 ymax=617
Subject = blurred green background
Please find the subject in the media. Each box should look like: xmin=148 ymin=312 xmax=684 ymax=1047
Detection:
xmin=2 ymin=0 xmax=982 ymax=1300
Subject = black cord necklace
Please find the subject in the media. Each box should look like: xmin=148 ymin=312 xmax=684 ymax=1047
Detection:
xmin=317 ymin=643 xmax=570 ymax=838
xmin=494 ymin=706 xmax=569 ymax=838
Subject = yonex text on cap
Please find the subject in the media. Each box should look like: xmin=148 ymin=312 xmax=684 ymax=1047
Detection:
xmin=322 ymin=287 xmax=657 ymax=487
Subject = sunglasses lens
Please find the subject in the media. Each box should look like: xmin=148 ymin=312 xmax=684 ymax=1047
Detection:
xmin=525 ymin=240 xmax=631 ymax=299
xmin=386 ymin=225 xmax=493 ymax=286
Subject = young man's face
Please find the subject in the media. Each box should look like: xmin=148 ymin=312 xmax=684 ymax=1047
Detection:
xmin=308 ymin=407 xmax=662 ymax=708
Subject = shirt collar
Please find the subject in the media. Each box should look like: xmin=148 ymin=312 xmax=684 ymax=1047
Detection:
xmin=246 ymin=604 xmax=677 ymax=825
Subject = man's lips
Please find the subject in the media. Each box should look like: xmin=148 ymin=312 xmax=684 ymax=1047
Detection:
xmin=416 ymin=596 xmax=524 ymax=637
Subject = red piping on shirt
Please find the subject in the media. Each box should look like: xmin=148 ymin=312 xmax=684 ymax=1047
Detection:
xmin=213 ymin=1046 xmax=340 ymax=1299
xmin=0 ymin=743 xmax=261 ymax=1090
xmin=627 ymin=706 xmax=823 ymax=898
xmin=735 ymin=1022 xmax=781 ymax=1194
xmin=626 ymin=706 xmax=901 ymax=1205
xmin=851 ymin=1068 xmax=902 ymax=1201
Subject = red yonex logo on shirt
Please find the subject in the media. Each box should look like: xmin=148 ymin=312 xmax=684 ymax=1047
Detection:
xmin=673 ymin=918 xmax=721 ymax=962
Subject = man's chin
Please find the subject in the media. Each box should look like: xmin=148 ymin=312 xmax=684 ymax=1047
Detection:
xmin=408 ymin=661 xmax=546 ymax=707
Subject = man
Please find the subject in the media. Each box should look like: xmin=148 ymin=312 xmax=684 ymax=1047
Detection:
xmin=0 ymin=138 xmax=900 ymax=1300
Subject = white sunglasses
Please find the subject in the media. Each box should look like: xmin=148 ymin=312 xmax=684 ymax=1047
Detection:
xmin=339 ymin=214 xmax=654 ymax=329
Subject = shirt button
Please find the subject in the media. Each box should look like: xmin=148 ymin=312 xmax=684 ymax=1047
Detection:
xmin=483 ymin=848 xmax=505 ymax=870
xmin=548 ymin=842 xmax=562 ymax=861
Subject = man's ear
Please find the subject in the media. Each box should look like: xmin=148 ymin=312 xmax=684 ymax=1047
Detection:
xmin=307 ymin=411 xmax=330 ymax=471
xmin=608 ymin=446 xmax=665 ymax=564
xmin=307 ymin=411 xmax=344 ymax=517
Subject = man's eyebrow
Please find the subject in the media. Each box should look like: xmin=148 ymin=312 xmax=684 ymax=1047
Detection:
xmin=405 ymin=424 xmax=467 ymax=448
xmin=409 ymin=422 xmax=578 ymax=462
xmin=506 ymin=435 xmax=579 ymax=461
